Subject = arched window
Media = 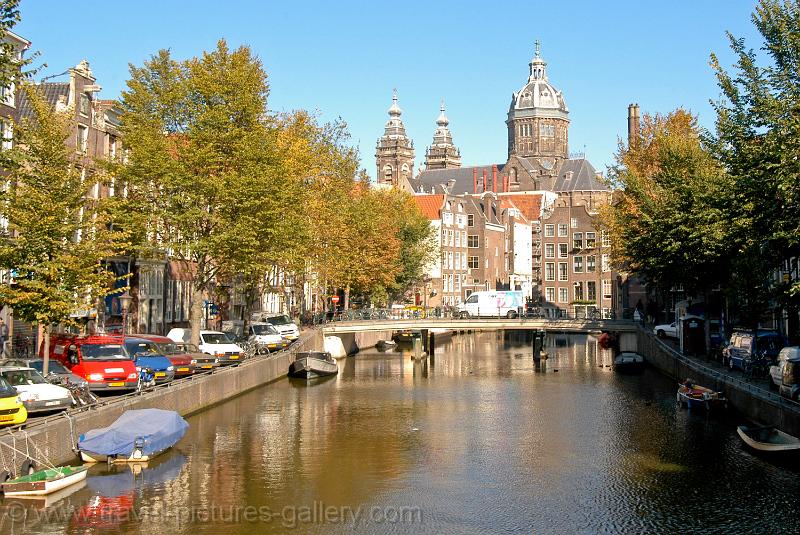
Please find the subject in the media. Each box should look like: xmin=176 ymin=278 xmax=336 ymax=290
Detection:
xmin=383 ymin=164 xmax=393 ymax=180
xmin=510 ymin=168 xmax=518 ymax=183
xmin=401 ymin=163 xmax=410 ymax=179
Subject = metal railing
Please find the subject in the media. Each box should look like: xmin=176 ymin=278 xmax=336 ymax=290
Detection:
xmin=301 ymin=307 xmax=624 ymax=325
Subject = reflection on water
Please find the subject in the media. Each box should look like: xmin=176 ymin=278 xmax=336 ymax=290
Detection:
xmin=1 ymin=331 xmax=799 ymax=534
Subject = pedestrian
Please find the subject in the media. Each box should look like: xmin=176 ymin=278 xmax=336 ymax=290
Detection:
xmin=0 ymin=318 xmax=8 ymax=357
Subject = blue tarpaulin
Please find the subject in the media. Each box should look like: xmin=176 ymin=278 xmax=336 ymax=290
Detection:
xmin=78 ymin=409 xmax=188 ymax=458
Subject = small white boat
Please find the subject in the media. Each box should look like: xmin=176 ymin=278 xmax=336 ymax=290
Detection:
xmin=1 ymin=466 xmax=88 ymax=496
xmin=613 ymin=352 xmax=645 ymax=372
xmin=375 ymin=339 xmax=397 ymax=350
xmin=737 ymin=425 xmax=800 ymax=453
xmin=288 ymin=351 xmax=338 ymax=379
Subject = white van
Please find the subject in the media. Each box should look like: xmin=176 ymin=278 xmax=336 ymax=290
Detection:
xmin=256 ymin=314 xmax=300 ymax=341
xmin=166 ymin=328 xmax=244 ymax=365
xmin=457 ymin=291 xmax=524 ymax=319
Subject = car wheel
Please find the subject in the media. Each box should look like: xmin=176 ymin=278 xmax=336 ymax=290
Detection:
xmin=460 ymin=312 xmax=469 ymax=319
xmin=729 ymin=358 xmax=735 ymax=371
xmin=657 ymin=330 xmax=665 ymax=339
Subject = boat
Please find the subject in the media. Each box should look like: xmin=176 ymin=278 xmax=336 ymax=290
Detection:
xmin=78 ymin=409 xmax=189 ymax=463
xmin=613 ymin=352 xmax=645 ymax=372
xmin=676 ymin=380 xmax=728 ymax=410
xmin=1 ymin=465 xmax=87 ymax=496
xmin=288 ymin=351 xmax=338 ymax=379
xmin=737 ymin=425 xmax=800 ymax=453
xmin=392 ymin=330 xmax=421 ymax=343
xmin=375 ymin=339 xmax=397 ymax=350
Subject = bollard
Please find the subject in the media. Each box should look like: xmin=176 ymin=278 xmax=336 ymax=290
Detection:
xmin=429 ymin=332 xmax=436 ymax=357
xmin=412 ymin=337 xmax=422 ymax=360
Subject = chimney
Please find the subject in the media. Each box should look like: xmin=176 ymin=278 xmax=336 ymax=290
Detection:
xmin=503 ymin=175 xmax=509 ymax=193
xmin=482 ymin=169 xmax=488 ymax=193
xmin=492 ymin=165 xmax=498 ymax=193
xmin=473 ymin=168 xmax=478 ymax=194
xmin=627 ymin=103 xmax=640 ymax=149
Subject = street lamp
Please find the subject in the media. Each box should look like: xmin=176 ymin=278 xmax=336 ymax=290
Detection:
xmin=119 ymin=292 xmax=133 ymax=336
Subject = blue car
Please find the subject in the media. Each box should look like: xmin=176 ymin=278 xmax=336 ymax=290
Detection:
xmin=124 ymin=338 xmax=175 ymax=384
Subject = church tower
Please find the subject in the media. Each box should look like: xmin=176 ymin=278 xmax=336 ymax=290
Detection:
xmin=506 ymin=42 xmax=569 ymax=171
xmin=424 ymin=100 xmax=461 ymax=170
xmin=375 ymin=90 xmax=415 ymax=190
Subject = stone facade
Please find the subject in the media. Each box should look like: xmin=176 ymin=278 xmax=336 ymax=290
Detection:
xmin=424 ymin=101 xmax=461 ymax=170
xmin=375 ymin=90 xmax=415 ymax=192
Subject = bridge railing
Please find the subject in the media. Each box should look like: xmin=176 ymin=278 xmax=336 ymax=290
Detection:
xmin=301 ymin=307 xmax=627 ymax=326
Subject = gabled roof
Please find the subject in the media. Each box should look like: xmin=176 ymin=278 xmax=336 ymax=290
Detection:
xmin=553 ymin=158 xmax=608 ymax=192
xmin=411 ymin=164 xmax=507 ymax=195
xmin=16 ymin=83 xmax=70 ymax=120
xmin=497 ymin=192 xmax=543 ymax=222
xmin=413 ymin=194 xmax=445 ymax=220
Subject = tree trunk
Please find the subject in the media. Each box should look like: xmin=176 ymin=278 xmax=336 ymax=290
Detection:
xmin=344 ymin=285 xmax=350 ymax=311
xmin=190 ymin=284 xmax=204 ymax=347
xmin=6 ymin=308 xmax=12 ymax=358
xmin=43 ymin=327 xmax=51 ymax=376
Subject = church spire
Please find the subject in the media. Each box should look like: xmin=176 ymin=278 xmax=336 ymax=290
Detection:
xmin=376 ymin=89 xmax=415 ymax=190
xmin=425 ymin=99 xmax=461 ymax=170
xmin=528 ymin=39 xmax=547 ymax=82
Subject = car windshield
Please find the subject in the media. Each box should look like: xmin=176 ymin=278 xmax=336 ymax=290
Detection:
xmin=2 ymin=369 xmax=48 ymax=386
xmin=125 ymin=341 xmax=160 ymax=357
xmin=28 ymin=361 xmax=70 ymax=374
xmin=176 ymin=342 xmax=200 ymax=353
xmin=202 ymin=333 xmax=232 ymax=344
xmin=266 ymin=316 xmax=292 ymax=326
xmin=251 ymin=324 xmax=278 ymax=336
xmin=0 ymin=376 xmax=16 ymax=397
xmin=157 ymin=342 xmax=181 ymax=355
xmin=81 ymin=344 xmax=129 ymax=360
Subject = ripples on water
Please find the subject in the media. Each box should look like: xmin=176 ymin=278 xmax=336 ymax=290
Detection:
xmin=1 ymin=331 xmax=799 ymax=534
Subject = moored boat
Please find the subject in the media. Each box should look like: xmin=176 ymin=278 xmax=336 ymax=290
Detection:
xmin=2 ymin=465 xmax=87 ymax=496
xmin=78 ymin=409 xmax=189 ymax=463
xmin=613 ymin=352 xmax=645 ymax=372
xmin=737 ymin=425 xmax=800 ymax=453
xmin=375 ymin=339 xmax=397 ymax=350
xmin=288 ymin=351 xmax=338 ymax=379
xmin=676 ymin=380 xmax=728 ymax=410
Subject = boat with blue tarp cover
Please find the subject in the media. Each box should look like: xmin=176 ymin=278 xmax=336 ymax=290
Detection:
xmin=78 ymin=409 xmax=188 ymax=463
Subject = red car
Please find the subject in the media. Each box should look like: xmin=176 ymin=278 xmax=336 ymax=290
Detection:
xmin=134 ymin=334 xmax=195 ymax=377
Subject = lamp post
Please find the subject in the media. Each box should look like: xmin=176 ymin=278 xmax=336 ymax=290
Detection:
xmin=119 ymin=292 xmax=134 ymax=336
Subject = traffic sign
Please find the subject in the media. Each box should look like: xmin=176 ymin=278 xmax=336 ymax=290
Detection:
xmin=331 ymin=296 xmax=340 ymax=304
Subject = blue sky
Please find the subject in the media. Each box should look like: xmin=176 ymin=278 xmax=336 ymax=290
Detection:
xmin=17 ymin=1 xmax=762 ymax=177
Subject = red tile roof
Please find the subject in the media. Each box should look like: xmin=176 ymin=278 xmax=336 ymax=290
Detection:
xmin=497 ymin=193 xmax=543 ymax=221
xmin=414 ymin=194 xmax=445 ymax=220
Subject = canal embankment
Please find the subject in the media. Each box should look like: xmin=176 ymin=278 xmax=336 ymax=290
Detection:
xmin=0 ymin=329 xmax=323 ymax=474
xmin=638 ymin=328 xmax=800 ymax=436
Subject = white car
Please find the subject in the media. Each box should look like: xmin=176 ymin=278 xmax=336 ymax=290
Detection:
xmin=167 ymin=328 xmax=245 ymax=365
xmin=247 ymin=323 xmax=289 ymax=352
xmin=0 ymin=367 xmax=73 ymax=413
xmin=653 ymin=322 xmax=678 ymax=339
xmin=263 ymin=314 xmax=300 ymax=341
xmin=770 ymin=346 xmax=800 ymax=390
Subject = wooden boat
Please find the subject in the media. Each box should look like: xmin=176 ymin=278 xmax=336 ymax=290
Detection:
xmin=375 ymin=339 xmax=397 ymax=350
xmin=613 ymin=352 xmax=645 ymax=372
xmin=1 ymin=465 xmax=87 ymax=496
xmin=79 ymin=409 xmax=189 ymax=463
xmin=288 ymin=351 xmax=338 ymax=379
xmin=392 ymin=330 xmax=421 ymax=343
xmin=677 ymin=380 xmax=728 ymax=410
xmin=737 ymin=425 xmax=800 ymax=452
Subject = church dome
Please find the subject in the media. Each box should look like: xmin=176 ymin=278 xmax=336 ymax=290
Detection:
xmin=508 ymin=43 xmax=568 ymax=118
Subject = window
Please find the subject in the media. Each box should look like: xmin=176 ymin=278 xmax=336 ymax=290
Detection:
xmin=558 ymin=262 xmax=568 ymax=281
xmin=545 ymin=243 xmax=555 ymax=258
xmin=573 ymin=256 xmax=583 ymax=273
xmin=467 ymin=214 xmax=474 ymax=227
xmin=545 ymin=262 xmax=555 ymax=281
xmin=587 ymin=255 xmax=596 ymax=272
xmin=456 ymin=215 xmax=464 ymax=227
xmin=545 ymin=287 xmax=555 ymax=302
xmin=467 ymin=235 xmax=479 ymax=248
xmin=468 ymin=256 xmax=479 ymax=269
xmin=602 ymin=254 xmax=610 ymax=272
xmin=0 ymin=83 xmax=14 ymax=107
xmin=558 ymin=224 xmax=568 ymax=237
xmin=574 ymin=282 xmax=584 ymax=301
xmin=573 ymin=233 xmax=583 ymax=249
xmin=571 ymin=218 xmax=578 ymax=228
xmin=77 ymin=125 xmax=88 ymax=152
xmin=559 ymin=288 xmax=568 ymax=303
xmin=455 ymin=231 xmax=461 ymax=247
xmin=603 ymin=279 xmax=612 ymax=299
xmin=79 ymin=94 xmax=90 ymax=116
xmin=0 ymin=120 xmax=11 ymax=150
xmin=587 ymin=281 xmax=596 ymax=302
xmin=559 ymin=243 xmax=568 ymax=258
xmin=602 ymin=230 xmax=611 ymax=247
xmin=455 ymin=252 xmax=461 ymax=270
xmin=586 ymin=232 xmax=596 ymax=248
xmin=540 ymin=124 xmax=555 ymax=137
xmin=448 ymin=252 xmax=453 ymax=269
xmin=443 ymin=212 xmax=453 ymax=225
xmin=545 ymin=224 xmax=555 ymax=237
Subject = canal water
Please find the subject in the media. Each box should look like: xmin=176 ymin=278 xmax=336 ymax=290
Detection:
xmin=1 ymin=331 xmax=799 ymax=534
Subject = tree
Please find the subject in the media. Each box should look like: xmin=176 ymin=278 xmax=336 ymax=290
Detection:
xmin=119 ymin=41 xmax=284 ymax=345
xmin=601 ymin=109 xmax=733 ymax=304
xmin=710 ymin=0 xmax=800 ymax=337
xmin=0 ymin=85 xmax=128 ymax=354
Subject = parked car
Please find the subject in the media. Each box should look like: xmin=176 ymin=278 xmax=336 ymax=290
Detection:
xmin=45 ymin=334 xmax=138 ymax=392
xmin=123 ymin=338 xmax=176 ymax=384
xmin=780 ymin=356 xmax=800 ymax=401
xmin=134 ymin=334 xmax=197 ymax=377
xmin=174 ymin=342 xmax=219 ymax=371
xmin=770 ymin=346 xmax=800 ymax=390
xmin=0 ymin=366 xmax=73 ymax=413
xmin=3 ymin=358 xmax=89 ymax=388
xmin=260 ymin=314 xmax=300 ymax=341
xmin=723 ymin=330 xmax=786 ymax=371
xmin=0 ymin=375 xmax=27 ymax=426
xmin=653 ymin=322 xmax=678 ymax=339
xmin=247 ymin=323 xmax=290 ymax=352
xmin=166 ymin=329 xmax=244 ymax=366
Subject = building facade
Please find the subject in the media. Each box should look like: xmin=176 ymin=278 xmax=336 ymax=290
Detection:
xmin=375 ymin=90 xmax=415 ymax=192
